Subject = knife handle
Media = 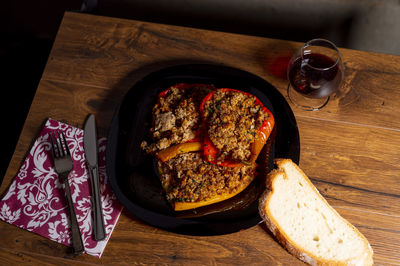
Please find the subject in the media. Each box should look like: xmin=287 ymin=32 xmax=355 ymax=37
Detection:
xmin=89 ymin=166 xmax=106 ymax=241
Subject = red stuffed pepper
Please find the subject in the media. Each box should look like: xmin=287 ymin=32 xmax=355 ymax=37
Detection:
xmin=155 ymin=83 xmax=208 ymax=143
xmin=142 ymin=83 xmax=215 ymax=156
xmin=200 ymin=88 xmax=275 ymax=167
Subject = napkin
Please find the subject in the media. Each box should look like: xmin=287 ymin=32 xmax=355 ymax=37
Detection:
xmin=0 ymin=118 xmax=123 ymax=258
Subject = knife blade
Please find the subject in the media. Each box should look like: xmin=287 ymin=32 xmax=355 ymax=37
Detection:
xmin=83 ymin=114 xmax=106 ymax=241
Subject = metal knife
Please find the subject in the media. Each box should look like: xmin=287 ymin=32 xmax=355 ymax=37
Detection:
xmin=83 ymin=114 xmax=106 ymax=241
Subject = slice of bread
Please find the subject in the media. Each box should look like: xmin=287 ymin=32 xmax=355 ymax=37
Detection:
xmin=259 ymin=159 xmax=373 ymax=266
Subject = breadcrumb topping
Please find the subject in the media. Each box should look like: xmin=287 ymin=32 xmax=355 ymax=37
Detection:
xmin=158 ymin=153 xmax=256 ymax=202
xmin=141 ymin=84 xmax=215 ymax=153
xmin=203 ymin=90 xmax=268 ymax=162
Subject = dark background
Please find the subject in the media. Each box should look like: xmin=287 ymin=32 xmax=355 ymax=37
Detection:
xmin=0 ymin=1 xmax=81 ymax=181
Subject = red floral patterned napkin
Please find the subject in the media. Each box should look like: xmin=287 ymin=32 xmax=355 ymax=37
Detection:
xmin=0 ymin=118 xmax=123 ymax=258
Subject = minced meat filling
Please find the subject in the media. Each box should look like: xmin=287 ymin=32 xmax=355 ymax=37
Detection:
xmin=203 ymin=90 xmax=268 ymax=162
xmin=141 ymin=84 xmax=214 ymax=154
xmin=158 ymin=153 xmax=257 ymax=203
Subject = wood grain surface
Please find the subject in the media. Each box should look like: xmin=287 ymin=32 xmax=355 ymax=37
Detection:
xmin=1 ymin=11 xmax=399 ymax=265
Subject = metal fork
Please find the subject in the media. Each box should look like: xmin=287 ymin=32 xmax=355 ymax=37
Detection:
xmin=50 ymin=131 xmax=85 ymax=255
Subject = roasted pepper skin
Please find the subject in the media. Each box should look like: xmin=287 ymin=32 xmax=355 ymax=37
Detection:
xmin=200 ymin=88 xmax=275 ymax=167
xmin=156 ymin=142 xmax=203 ymax=162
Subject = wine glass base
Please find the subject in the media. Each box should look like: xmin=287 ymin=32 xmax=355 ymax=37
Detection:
xmin=287 ymin=85 xmax=330 ymax=111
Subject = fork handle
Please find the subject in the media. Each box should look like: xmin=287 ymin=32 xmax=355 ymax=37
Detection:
xmin=61 ymin=173 xmax=85 ymax=255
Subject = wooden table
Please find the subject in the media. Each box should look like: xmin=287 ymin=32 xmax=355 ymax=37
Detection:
xmin=1 ymin=11 xmax=399 ymax=265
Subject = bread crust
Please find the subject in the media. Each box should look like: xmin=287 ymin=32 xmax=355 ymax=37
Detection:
xmin=258 ymin=159 xmax=373 ymax=266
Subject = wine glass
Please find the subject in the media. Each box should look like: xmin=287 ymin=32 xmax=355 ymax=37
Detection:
xmin=287 ymin=39 xmax=344 ymax=111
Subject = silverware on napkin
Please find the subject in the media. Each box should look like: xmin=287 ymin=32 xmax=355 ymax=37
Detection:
xmin=84 ymin=114 xmax=106 ymax=241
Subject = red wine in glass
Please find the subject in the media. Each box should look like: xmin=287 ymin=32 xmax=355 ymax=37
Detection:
xmin=288 ymin=53 xmax=342 ymax=99
xmin=287 ymin=39 xmax=344 ymax=111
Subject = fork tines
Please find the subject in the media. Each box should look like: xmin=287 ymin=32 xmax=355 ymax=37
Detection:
xmin=50 ymin=131 xmax=71 ymax=158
